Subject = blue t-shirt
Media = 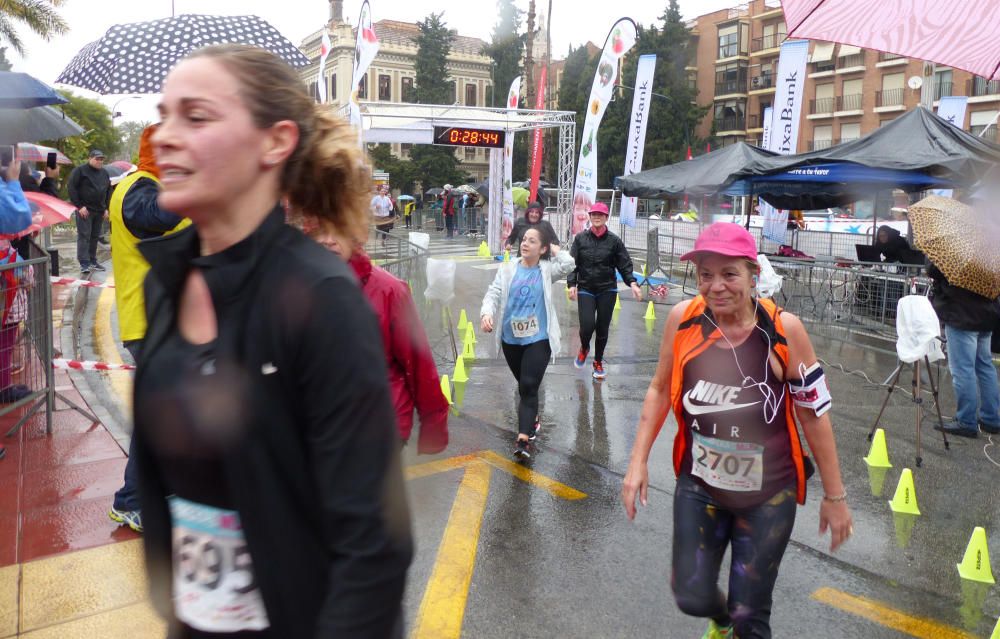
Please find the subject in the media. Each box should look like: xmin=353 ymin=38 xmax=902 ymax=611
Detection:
xmin=502 ymin=263 xmax=548 ymax=345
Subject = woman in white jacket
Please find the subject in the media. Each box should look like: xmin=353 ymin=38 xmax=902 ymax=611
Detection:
xmin=481 ymin=228 xmax=576 ymax=459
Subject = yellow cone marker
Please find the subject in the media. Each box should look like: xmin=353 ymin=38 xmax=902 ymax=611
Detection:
xmin=440 ymin=374 xmax=453 ymax=405
xmin=614 ymin=294 xmax=622 ymax=311
xmin=453 ymin=355 xmax=469 ymax=383
xmin=863 ymin=428 xmax=892 ymax=468
xmin=957 ymin=527 xmax=995 ymax=584
xmin=462 ymin=339 xmax=475 ymax=361
xmin=457 ymin=309 xmax=468 ymax=331
xmin=644 ymin=301 xmax=656 ymax=320
xmin=888 ymin=468 xmax=920 ymax=515
xmin=991 ymin=614 xmax=1000 ymax=639
xmin=503 ymin=249 xmax=510 ymax=262
xmin=465 ymin=322 xmax=477 ymax=345
xmin=478 ymin=241 xmax=490 ymax=257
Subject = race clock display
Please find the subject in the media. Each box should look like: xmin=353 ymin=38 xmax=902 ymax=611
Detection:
xmin=432 ymin=126 xmax=506 ymax=148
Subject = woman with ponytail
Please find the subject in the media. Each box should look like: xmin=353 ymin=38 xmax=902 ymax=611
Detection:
xmin=132 ymin=44 xmax=411 ymax=638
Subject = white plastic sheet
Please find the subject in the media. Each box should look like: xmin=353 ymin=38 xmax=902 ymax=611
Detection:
xmin=895 ymin=295 xmax=945 ymax=363
xmin=408 ymin=231 xmax=429 ymax=254
xmin=755 ymin=254 xmax=784 ymax=299
xmin=424 ymin=258 xmax=456 ymax=304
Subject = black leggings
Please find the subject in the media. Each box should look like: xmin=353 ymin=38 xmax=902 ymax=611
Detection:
xmin=501 ymin=339 xmax=551 ymax=437
xmin=577 ymin=289 xmax=617 ymax=362
xmin=671 ymin=474 xmax=797 ymax=639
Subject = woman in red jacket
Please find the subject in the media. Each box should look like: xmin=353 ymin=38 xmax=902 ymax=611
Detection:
xmin=307 ymin=221 xmax=449 ymax=454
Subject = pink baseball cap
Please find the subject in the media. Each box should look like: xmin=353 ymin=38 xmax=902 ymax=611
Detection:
xmin=680 ymin=222 xmax=758 ymax=262
xmin=589 ymin=202 xmax=609 ymax=216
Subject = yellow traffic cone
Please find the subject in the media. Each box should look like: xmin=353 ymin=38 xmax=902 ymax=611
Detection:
xmin=462 ymin=339 xmax=475 ymax=361
xmin=440 ymin=375 xmax=453 ymax=405
xmin=893 ymin=512 xmax=917 ymax=549
xmin=457 ymin=309 xmax=469 ymax=331
xmin=644 ymin=301 xmax=656 ymax=320
xmin=478 ymin=241 xmax=490 ymax=257
xmin=503 ymin=249 xmax=510 ymax=262
xmin=991 ymin=613 xmax=1000 ymax=639
xmin=888 ymin=468 xmax=920 ymax=515
xmin=465 ymin=322 xmax=477 ymax=345
xmin=957 ymin=527 xmax=995 ymax=584
xmin=867 ymin=465 xmax=889 ymax=497
xmin=453 ymin=355 xmax=469 ymax=383
xmin=864 ymin=428 xmax=892 ymax=468
xmin=614 ymin=294 xmax=622 ymax=311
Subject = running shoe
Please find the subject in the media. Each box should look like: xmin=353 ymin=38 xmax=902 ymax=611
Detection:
xmin=80 ymin=265 xmax=91 ymax=275
xmin=514 ymin=439 xmax=531 ymax=460
xmin=701 ymin=620 xmax=735 ymax=639
xmin=529 ymin=420 xmax=541 ymax=441
xmin=91 ymin=262 xmax=106 ymax=272
xmin=109 ymin=507 xmax=143 ymax=533
xmin=574 ymin=348 xmax=588 ymax=369
xmin=592 ymin=360 xmax=607 ymax=380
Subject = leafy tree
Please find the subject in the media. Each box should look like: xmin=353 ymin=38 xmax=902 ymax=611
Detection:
xmin=117 ymin=120 xmax=151 ymax=164
xmin=482 ymin=0 xmax=522 ymax=109
xmin=413 ymin=13 xmax=455 ymax=105
xmin=44 ymin=91 xmax=122 ymax=166
xmin=368 ymin=143 xmax=420 ymax=193
xmin=0 ymin=47 xmax=11 ymax=71
xmin=0 ymin=0 xmax=68 ymax=56
xmin=407 ymin=144 xmax=466 ymax=190
xmin=549 ymin=43 xmax=598 ymax=180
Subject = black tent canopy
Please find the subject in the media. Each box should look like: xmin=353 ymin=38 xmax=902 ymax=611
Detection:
xmin=615 ymin=142 xmax=776 ymax=199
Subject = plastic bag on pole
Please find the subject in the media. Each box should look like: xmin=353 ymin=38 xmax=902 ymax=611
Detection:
xmin=896 ymin=295 xmax=945 ymax=363
xmin=408 ymin=231 xmax=429 ymax=254
xmin=424 ymin=258 xmax=456 ymax=304
xmin=755 ymin=254 xmax=783 ymax=299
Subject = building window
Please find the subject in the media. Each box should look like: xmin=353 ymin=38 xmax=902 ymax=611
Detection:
xmin=811 ymin=125 xmax=833 ymax=150
xmin=714 ymin=100 xmax=746 ymax=131
xmin=839 ymin=79 xmax=863 ymax=110
xmin=402 ymin=77 xmax=415 ymax=103
xmin=465 ymin=83 xmax=477 ymax=106
xmin=378 ymin=74 xmax=391 ymax=101
xmin=448 ymin=80 xmax=457 ymax=102
xmin=401 ymin=143 xmax=413 ymax=156
xmin=934 ymin=69 xmax=953 ymax=100
xmin=464 ymin=147 xmax=477 ymax=160
xmin=715 ymin=62 xmax=748 ymax=95
xmin=718 ymin=23 xmax=740 ymax=59
xmin=329 ymin=73 xmax=336 ymax=100
xmin=357 ymin=74 xmax=367 ymax=99
xmin=308 ymin=81 xmax=318 ymax=102
xmin=877 ymin=72 xmax=905 ymax=107
xmin=971 ymin=110 xmax=999 ymax=141
xmin=810 ymin=83 xmax=834 ymax=114
xmin=840 ymin=122 xmax=861 ymax=143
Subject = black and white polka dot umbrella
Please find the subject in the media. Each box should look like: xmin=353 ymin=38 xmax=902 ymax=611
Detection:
xmin=55 ymin=14 xmax=311 ymax=94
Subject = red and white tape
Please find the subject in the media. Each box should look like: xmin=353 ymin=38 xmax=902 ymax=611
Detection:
xmin=53 ymin=358 xmax=134 ymax=371
xmin=50 ymin=276 xmax=115 ymax=289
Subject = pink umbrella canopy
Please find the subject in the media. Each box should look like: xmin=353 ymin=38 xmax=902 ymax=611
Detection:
xmin=782 ymin=0 xmax=1000 ymax=80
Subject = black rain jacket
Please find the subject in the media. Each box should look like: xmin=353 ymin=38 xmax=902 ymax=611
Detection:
xmin=929 ymin=262 xmax=1000 ymax=332
xmin=567 ymin=228 xmax=637 ymax=292
xmin=134 ymin=206 xmax=412 ymax=638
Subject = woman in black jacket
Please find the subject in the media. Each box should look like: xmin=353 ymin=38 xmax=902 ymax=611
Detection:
xmin=567 ymin=202 xmax=643 ymax=380
xmin=134 ymin=44 xmax=411 ymax=638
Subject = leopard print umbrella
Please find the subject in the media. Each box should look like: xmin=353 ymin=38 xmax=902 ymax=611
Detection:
xmin=909 ymin=195 xmax=1000 ymax=299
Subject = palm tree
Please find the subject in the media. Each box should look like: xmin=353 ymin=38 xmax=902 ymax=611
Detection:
xmin=0 ymin=0 xmax=69 ymax=57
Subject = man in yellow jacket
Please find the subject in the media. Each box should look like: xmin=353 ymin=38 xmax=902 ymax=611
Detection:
xmin=108 ymin=125 xmax=190 ymax=533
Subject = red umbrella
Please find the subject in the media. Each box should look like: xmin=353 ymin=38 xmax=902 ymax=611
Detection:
xmin=782 ymin=0 xmax=1000 ymax=80
xmin=3 ymin=192 xmax=78 ymax=239
xmin=15 ymin=143 xmax=71 ymax=165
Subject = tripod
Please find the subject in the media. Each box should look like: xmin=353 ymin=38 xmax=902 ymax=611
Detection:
xmin=867 ymin=355 xmax=950 ymax=467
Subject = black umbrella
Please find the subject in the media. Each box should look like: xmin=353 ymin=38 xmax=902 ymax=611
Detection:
xmin=425 ymin=187 xmax=444 ymax=196
xmin=0 ymin=107 xmax=83 ymax=144
xmin=0 ymin=72 xmax=69 ymax=108
xmin=56 ymin=14 xmax=310 ymax=94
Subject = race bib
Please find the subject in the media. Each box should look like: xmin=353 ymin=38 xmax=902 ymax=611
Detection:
xmin=169 ymin=496 xmax=270 ymax=632
xmin=510 ymin=315 xmax=540 ymax=339
xmin=690 ymin=433 xmax=764 ymax=492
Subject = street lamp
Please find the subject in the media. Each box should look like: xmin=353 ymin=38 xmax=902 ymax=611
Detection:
xmin=111 ymin=95 xmax=142 ymax=121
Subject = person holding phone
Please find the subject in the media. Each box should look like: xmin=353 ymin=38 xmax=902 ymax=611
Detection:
xmin=67 ymin=149 xmax=111 ymax=274
xmin=0 ymin=150 xmax=32 ymax=237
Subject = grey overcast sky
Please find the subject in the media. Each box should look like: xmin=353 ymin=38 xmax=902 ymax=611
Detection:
xmin=8 ymin=0 xmax=734 ymax=124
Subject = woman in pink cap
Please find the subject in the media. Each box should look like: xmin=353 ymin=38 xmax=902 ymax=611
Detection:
xmin=621 ymin=222 xmax=852 ymax=639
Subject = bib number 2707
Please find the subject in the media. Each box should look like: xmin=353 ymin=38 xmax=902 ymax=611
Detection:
xmin=690 ymin=434 xmax=764 ymax=492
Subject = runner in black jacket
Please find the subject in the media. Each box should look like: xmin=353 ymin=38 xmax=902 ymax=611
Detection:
xmin=567 ymin=202 xmax=642 ymax=380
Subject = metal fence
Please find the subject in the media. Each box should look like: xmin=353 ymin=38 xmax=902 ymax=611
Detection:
xmin=409 ymin=206 xmax=487 ymax=239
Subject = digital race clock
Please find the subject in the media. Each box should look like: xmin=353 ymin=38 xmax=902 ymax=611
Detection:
xmin=432 ymin=126 xmax=506 ymax=148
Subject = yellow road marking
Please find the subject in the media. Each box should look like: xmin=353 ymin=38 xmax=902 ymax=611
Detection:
xmin=476 ymin=450 xmax=588 ymax=500
xmin=405 ymin=454 xmax=479 ymax=480
xmin=410 ymin=460 xmax=491 ymax=639
xmin=94 ymin=279 xmax=132 ymax=412
xmin=811 ymin=587 xmax=978 ymax=639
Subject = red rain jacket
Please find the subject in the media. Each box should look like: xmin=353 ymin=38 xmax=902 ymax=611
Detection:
xmin=348 ymin=251 xmax=449 ymax=454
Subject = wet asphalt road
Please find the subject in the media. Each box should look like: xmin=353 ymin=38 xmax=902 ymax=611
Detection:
xmin=76 ymin=234 xmax=1000 ymax=637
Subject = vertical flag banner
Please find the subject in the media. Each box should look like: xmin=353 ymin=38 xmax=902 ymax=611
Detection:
xmin=348 ymin=0 xmax=379 ymax=142
xmin=760 ymin=106 xmax=774 ymax=151
xmin=501 ymin=76 xmax=522 ymax=247
xmin=619 ymin=54 xmax=657 ymax=228
xmin=932 ymin=96 xmax=968 ymax=197
xmin=529 ymin=67 xmax=548 ymax=203
xmin=571 ymin=18 xmax=638 ymax=235
xmin=317 ymin=30 xmax=332 ymax=104
xmin=762 ymin=40 xmax=809 ymax=243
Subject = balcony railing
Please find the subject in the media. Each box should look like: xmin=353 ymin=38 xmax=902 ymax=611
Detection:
xmin=971 ymin=125 xmax=998 ymax=142
xmin=812 ymin=60 xmax=835 ymax=73
xmin=837 ymin=53 xmax=866 ymax=69
xmin=878 ymin=51 xmax=906 ymax=62
xmin=840 ymin=136 xmax=860 ymax=144
xmin=715 ymin=78 xmax=748 ymax=94
xmin=809 ymin=139 xmax=834 ymax=150
xmin=751 ymin=33 xmax=785 ymax=52
xmin=934 ymin=81 xmax=954 ymax=100
xmin=750 ymin=74 xmax=774 ymax=90
xmin=714 ymin=116 xmax=747 ymax=132
xmin=969 ymin=77 xmax=1000 ymax=97
xmin=809 ymin=97 xmax=835 ymax=114
xmin=876 ymin=88 xmax=905 ymax=107
xmin=836 ymin=94 xmax=863 ymax=111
